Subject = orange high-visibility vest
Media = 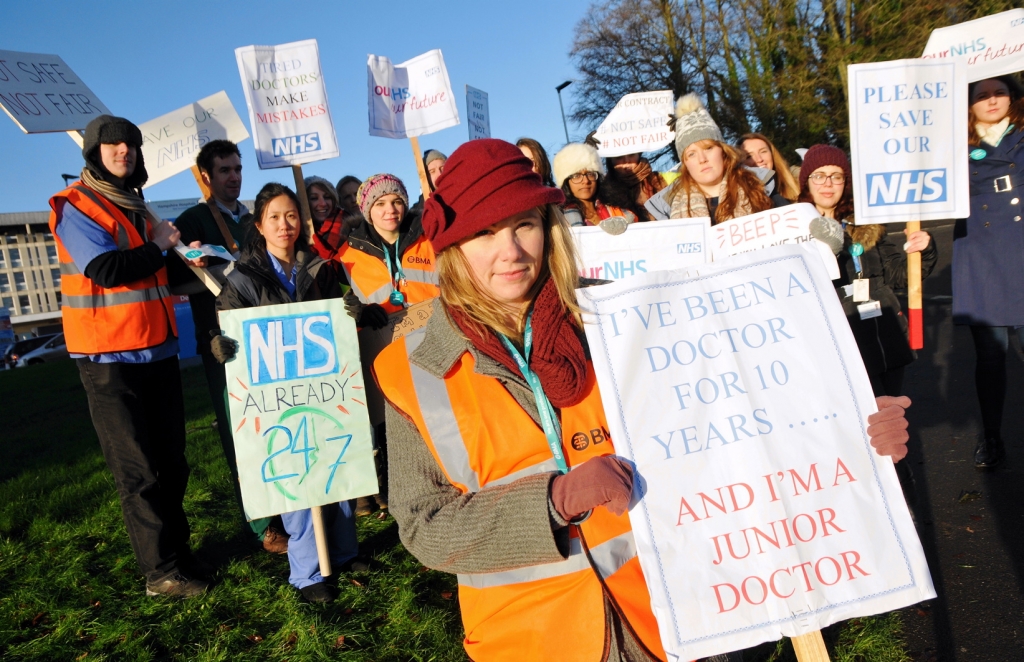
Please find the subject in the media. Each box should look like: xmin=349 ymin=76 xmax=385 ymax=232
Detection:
xmin=336 ymin=234 xmax=439 ymax=314
xmin=375 ymin=329 xmax=666 ymax=662
xmin=49 ymin=183 xmax=177 ymax=355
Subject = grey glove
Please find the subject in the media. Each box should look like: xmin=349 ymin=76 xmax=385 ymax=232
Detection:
xmin=598 ymin=215 xmax=629 ymax=235
xmin=209 ymin=330 xmax=237 ymax=364
xmin=343 ymin=290 xmax=364 ymax=322
xmin=809 ymin=215 xmax=845 ymax=255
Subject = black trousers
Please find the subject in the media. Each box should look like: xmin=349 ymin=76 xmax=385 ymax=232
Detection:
xmin=77 ymin=356 xmax=191 ymax=583
xmin=970 ymin=324 xmax=1024 ymax=438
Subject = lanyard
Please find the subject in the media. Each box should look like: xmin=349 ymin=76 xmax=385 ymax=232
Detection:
xmin=381 ymin=237 xmax=407 ymax=307
xmin=849 ymin=242 xmax=864 ymax=277
xmin=498 ymin=312 xmax=570 ymax=474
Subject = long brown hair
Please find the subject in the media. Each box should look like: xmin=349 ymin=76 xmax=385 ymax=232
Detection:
xmin=437 ymin=204 xmax=581 ymax=343
xmin=967 ymin=76 xmax=1024 ymax=146
xmin=670 ymin=140 xmax=772 ymax=223
xmin=515 ymin=137 xmax=556 ymax=187
xmin=798 ymin=174 xmax=854 ymax=222
xmin=739 ymin=133 xmax=800 ymax=201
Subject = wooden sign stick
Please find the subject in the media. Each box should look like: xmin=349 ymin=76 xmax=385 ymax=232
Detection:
xmin=310 ymin=504 xmax=332 ymax=578
xmin=291 ymin=164 xmax=317 ymax=244
xmin=408 ymin=135 xmax=433 ymax=200
xmin=906 ymin=220 xmax=923 ymax=349
xmin=791 ymin=630 xmax=830 ymax=661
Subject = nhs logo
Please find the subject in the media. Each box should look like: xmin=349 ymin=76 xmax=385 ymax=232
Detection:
xmin=271 ymin=132 xmax=322 ymax=157
xmin=244 ymin=313 xmax=338 ymax=385
xmin=866 ymin=169 xmax=947 ymax=206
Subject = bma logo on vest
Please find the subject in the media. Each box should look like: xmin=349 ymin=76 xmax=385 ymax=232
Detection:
xmin=243 ymin=313 xmax=339 ymax=385
xmin=271 ymin=132 xmax=321 ymax=157
xmin=866 ymin=169 xmax=947 ymax=207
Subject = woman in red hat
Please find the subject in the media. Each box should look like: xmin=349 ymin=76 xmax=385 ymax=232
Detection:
xmin=373 ymin=139 xmax=915 ymax=662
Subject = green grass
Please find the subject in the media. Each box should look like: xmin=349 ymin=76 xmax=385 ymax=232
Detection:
xmin=0 ymin=360 xmax=910 ymax=661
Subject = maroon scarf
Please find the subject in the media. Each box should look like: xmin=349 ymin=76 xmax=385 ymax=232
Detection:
xmin=449 ymin=277 xmax=588 ymax=407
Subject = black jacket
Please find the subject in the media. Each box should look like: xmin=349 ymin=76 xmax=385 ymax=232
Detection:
xmin=834 ymin=223 xmax=938 ymax=376
xmin=342 ymin=209 xmax=425 ymax=280
xmin=216 ymin=244 xmax=343 ymax=312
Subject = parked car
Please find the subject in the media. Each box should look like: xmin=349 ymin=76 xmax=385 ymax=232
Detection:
xmin=7 ymin=334 xmax=66 ymax=368
xmin=0 ymin=342 xmax=13 ymax=369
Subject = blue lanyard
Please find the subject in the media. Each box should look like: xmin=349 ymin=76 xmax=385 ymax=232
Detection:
xmin=381 ymin=238 xmax=406 ymax=307
xmin=498 ymin=312 xmax=569 ymax=474
xmin=849 ymin=242 xmax=864 ymax=276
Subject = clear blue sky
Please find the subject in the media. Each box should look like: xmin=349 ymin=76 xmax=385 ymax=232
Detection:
xmin=0 ymin=0 xmax=590 ymax=213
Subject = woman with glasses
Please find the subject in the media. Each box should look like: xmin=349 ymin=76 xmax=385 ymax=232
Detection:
xmin=552 ymin=142 xmax=637 ymax=226
xmin=799 ymin=145 xmax=936 ymax=398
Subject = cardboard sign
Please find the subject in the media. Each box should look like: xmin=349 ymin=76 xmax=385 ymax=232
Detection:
xmin=367 ymin=49 xmax=459 ymax=139
xmin=235 ymin=40 xmax=339 ymax=169
xmin=593 ymin=91 xmax=675 ymax=158
xmin=139 ymin=91 xmax=249 ymax=187
xmin=466 ymin=85 xmax=490 ymax=140
xmin=578 ymin=244 xmax=934 ymax=660
xmin=709 ymin=203 xmax=840 ymax=280
xmin=359 ymin=300 xmax=436 ymax=426
xmin=922 ymin=9 xmax=1024 ymax=83
xmin=571 ymin=217 xmax=710 ymax=281
xmin=0 ymin=50 xmax=111 ymax=133
xmin=848 ymin=59 xmax=969 ymax=223
xmin=220 ymin=299 xmax=377 ymax=519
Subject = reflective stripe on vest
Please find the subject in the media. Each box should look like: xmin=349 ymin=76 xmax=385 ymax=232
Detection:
xmin=63 ymin=284 xmax=172 ymax=309
xmin=59 ymin=261 xmax=81 ymax=276
xmin=337 ymin=235 xmax=438 ymax=311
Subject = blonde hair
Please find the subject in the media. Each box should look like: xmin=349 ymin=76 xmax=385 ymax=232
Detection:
xmin=740 ymin=133 xmax=800 ymax=201
xmin=437 ymin=204 xmax=582 ymax=343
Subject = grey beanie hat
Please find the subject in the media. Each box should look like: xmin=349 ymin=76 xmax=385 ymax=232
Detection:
xmin=423 ymin=149 xmax=447 ymax=167
xmin=303 ymin=175 xmax=340 ymax=210
xmin=672 ymin=94 xmax=724 ymax=158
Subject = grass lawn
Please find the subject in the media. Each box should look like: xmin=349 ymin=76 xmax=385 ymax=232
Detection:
xmin=0 ymin=360 xmax=909 ymax=661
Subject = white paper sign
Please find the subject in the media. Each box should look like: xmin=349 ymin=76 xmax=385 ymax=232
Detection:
xmin=139 ymin=91 xmax=250 ymax=187
xmin=922 ymin=9 xmax=1024 ymax=83
xmin=710 ymin=203 xmax=840 ymax=280
xmin=579 ymin=244 xmax=935 ymax=660
xmin=235 ymin=40 xmax=339 ymax=169
xmin=572 ymin=217 xmax=710 ymax=280
xmin=174 ymin=243 xmax=236 ymax=262
xmin=848 ymin=59 xmax=969 ymax=223
xmin=466 ymin=85 xmax=490 ymax=140
xmin=367 ymin=50 xmax=460 ymax=139
xmin=0 ymin=50 xmax=112 ymax=133
xmin=593 ymin=91 xmax=675 ymax=158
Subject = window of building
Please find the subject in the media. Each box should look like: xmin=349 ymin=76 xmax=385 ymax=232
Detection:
xmin=9 ymin=248 xmax=21 ymax=267
xmin=14 ymin=272 xmax=26 ymax=291
xmin=18 ymin=295 xmax=30 ymax=312
xmin=46 ymin=245 xmax=58 ymax=264
xmin=55 ymin=291 xmax=62 ymax=307
xmin=2 ymin=296 xmax=12 ymax=310
xmin=51 ymin=268 xmax=61 ymax=286
xmin=0 ymin=273 xmax=8 ymax=293
xmin=0 ymin=250 xmax=5 ymax=268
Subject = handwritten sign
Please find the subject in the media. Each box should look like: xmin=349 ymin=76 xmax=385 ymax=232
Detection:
xmin=579 ymin=244 xmax=934 ymax=660
xmin=0 ymin=50 xmax=111 ymax=133
xmin=367 ymin=49 xmax=459 ymax=139
xmin=848 ymin=59 xmax=969 ymax=223
xmin=220 ymin=299 xmax=377 ymax=519
xmin=139 ymin=91 xmax=249 ymax=187
xmin=709 ymin=203 xmax=839 ymax=279
xmin=922 ymin=9 xmax=1024 ymax=83
xmin=592 ymin=91 xmax=675 ymax=158
xmin=571 ymin=217 xmax=710 ymax=281
xmin=359 ymin=300 xmax=435 ymax=426
xmin=235 ymin=39 xmax=339 ymax=169
xmin=466 ymin=85 xmax=490 ymax=140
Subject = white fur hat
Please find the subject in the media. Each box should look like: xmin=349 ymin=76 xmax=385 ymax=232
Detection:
xmin=553 ymin=142 xmax=606 ymax=187
xmin=673 ymin=93 xmax=723 ymax=158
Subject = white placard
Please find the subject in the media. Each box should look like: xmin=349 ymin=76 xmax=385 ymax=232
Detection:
xmin=0 ymin=50 xmax=111 ymax=133
xmin=922 ymin=9 xmax=1024 ymax=83
xmin=710 ymin=203 xmax=840 ymax=280
xmin=848 ymin=59 xmax=969 ymax=223
xmin=367 ymin=49 xmax=460 ymax=139
xmin=139 ymin=91 xmax=250 ymax=187
xmin=466 ymin=85 xmax=490 ymax=140
xmin=593 ymin=91 xmax=675 ymax=158
xmin=234 ymin=40 xmax=339 ymax=169
xmin=572 ymin=217 xmax=710 ymax=280
xmin=579 ymin=244 xmax=935 ymax=660
xmin=174 ymin=243 xmax=236 ymax=262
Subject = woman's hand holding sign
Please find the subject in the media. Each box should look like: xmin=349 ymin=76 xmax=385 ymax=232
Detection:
xmin=550 ymin=455 xmax=634 ymax=521
xmin=868 ymin=396 xmax=912 ymax=461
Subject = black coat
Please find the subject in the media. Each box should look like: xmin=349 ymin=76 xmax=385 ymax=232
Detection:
xmin=834 ymin=223 xmax=938 ymax=376
xmin=216 ymin=244 xmax=343 ymax=312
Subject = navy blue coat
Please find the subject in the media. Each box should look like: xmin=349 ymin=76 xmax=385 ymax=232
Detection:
xmin=952 ymin=128 xmax=1024 ymax=326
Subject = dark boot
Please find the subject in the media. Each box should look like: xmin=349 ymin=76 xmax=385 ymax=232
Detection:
xmin=974 ymin=436 xmax=1005 ymax=469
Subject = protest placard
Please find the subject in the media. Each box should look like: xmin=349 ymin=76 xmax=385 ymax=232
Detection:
xmin=220 ymin=299 xmax=377 ymax=520
xmin=709 ymin=203 xmax=839 ymax=280
xmin=922 ymin=9 xmax=1024 ymax=83
xmin=579 ymin=244 xmax=934 ymax=660
xmin=571 ymin=217 xmax=710 ymax=281
xmin=139 ymin=91 xmax=249 ymax=187
xmin=466 ymin=85 xmax=490 ymax=140
xmin=234 ymin=40 xmax=339 ymax=169
xmin=367 ymin=50 xmax=459 ymax=139
xmin=0 ymin=49 xmax=111 ymax=133
xmin=359 ymin=300 xmax=435 ymax=426
xmin=592 ymin=91 xmax=674 ymax=158
xmin=848 ymin=59 xmax=969 ymax=224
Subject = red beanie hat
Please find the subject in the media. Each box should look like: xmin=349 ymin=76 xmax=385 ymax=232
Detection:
xmin=799 ymin=144 xmax=851 ymax=187
xmin=422 ymin=139 xmax=565 ymax=253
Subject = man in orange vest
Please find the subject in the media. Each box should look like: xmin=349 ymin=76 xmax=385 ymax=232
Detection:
xmin=49 ymin=115 xmax=208 ymax=598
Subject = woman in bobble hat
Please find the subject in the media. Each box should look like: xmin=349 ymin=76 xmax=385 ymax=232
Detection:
xmin=373 ymin=138 xmax=915 ymax=662
xmin=553 ymin=141 xmax=637 ymax=226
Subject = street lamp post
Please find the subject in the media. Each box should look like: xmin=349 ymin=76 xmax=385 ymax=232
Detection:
xmin=556 ymin=81 xmax=572 ymax=144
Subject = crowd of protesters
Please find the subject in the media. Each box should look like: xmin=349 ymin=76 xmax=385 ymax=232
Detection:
xmin=45 ymin=67 xmax=1023 ymax=660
